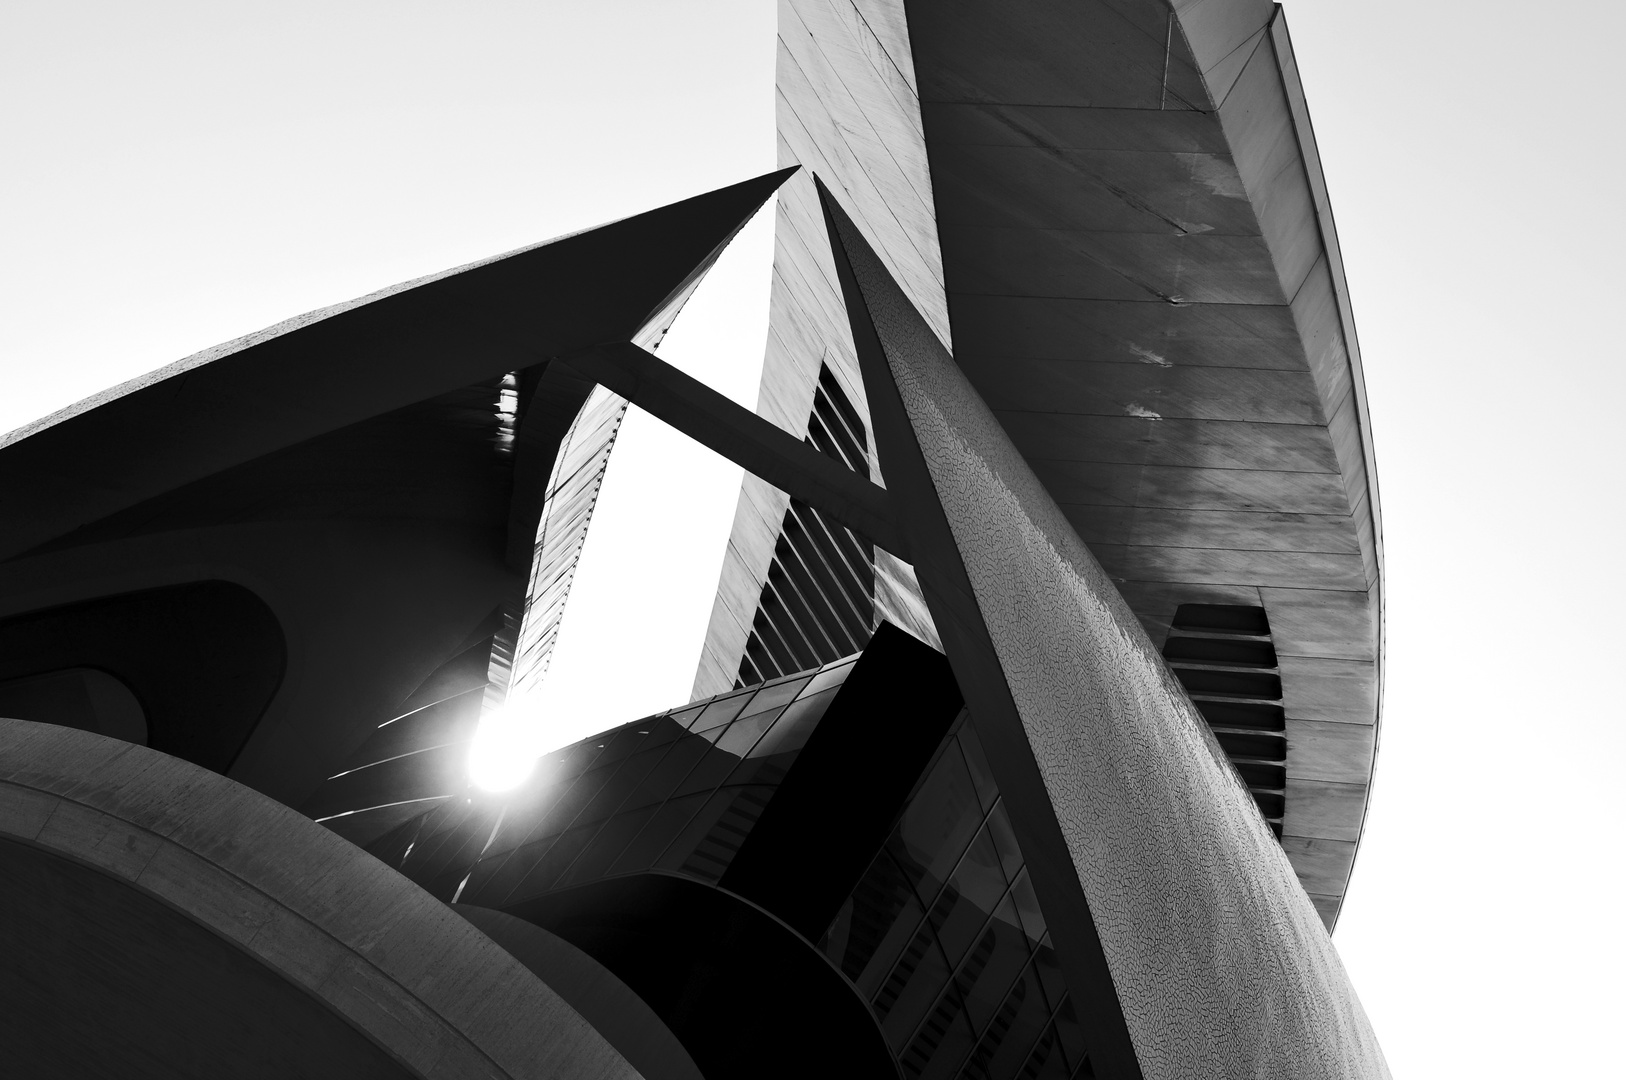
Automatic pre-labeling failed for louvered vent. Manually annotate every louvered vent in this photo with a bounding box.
[736,366,876,688]
[1162,604,1287,838]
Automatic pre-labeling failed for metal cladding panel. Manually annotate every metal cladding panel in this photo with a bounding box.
[512,388,629,698]
[828,201,1388,1079]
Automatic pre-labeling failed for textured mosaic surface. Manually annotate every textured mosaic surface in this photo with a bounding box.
[848,233,1389,1079]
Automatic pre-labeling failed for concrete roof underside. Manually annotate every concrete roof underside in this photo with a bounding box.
[906,0,1382,925]
[0,173,787,811]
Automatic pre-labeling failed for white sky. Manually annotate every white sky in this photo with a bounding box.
[3,2,1621,1074]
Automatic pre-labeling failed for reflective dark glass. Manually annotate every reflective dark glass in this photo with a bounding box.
[893,746,986,902]
[875,919,955,1048]
[929,828,1013,971]
[554,803,657,887]
[751,685,837,757]
[1017,1023,1071,1080]
[715,704,785,756]
[953,893,1030,1035]
[1007,870,1046,945]
[606,790,711,876]
[504,823,599,903]
[518,763,619,840]
[690,689,753,736]
[841,852,929,995]
[564,746,671,829]
[803,656,858,696]
[464,836,547,906]
[676,785,776,880]
[724,755,792,788]
[957,954,1054,1080]
[956,724,1000,813]
[984,802,1024,882]
[655,787,743,880]
[583,725,647,769]
[738,672,813,715]
[666,703,706,729]
[625,736,713,805]
[1031,938,1067,1011]
[670,742,745,799]
[901,991,978,1080]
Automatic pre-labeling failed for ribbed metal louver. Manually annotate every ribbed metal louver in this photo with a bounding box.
[1161,604,1288,838]
[736,366,877,687]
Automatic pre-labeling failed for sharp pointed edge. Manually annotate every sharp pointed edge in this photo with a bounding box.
[0,167,800,562]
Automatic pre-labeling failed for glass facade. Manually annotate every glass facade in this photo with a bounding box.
[371,654,860,906]
[821,714,1094,1080]
[370,648,1094,1080]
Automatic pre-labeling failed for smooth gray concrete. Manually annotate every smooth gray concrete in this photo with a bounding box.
[453,905,704,1080]
[0,719,641,1080]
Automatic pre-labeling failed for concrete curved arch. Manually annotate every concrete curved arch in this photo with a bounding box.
[0,717,640,1080]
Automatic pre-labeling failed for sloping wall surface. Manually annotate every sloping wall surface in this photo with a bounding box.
[828,199,1388,1080]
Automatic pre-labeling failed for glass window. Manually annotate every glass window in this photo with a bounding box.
[957,953,1055,1080]
[953,892,1031,1036]
[408,804,494,884]
[984,801,1024,881]
[671,741,745,799]
[583,725,647,770]
[843,852,929,996]
[1007,869,1047,946]
[803,656,858,697]
[690,689,754,737]
[1030,937,1067,1015]
[749,685,838,759]
[874,919,955,1049]
[929,827,1012,972]
[674,785,775,881]
[956,723,1000,814]
[555,804,657,888]
[714,704,786,757]
[666,702,707,730]
[1017,1022,1072,1080]
[565,746,672,829]
[893,748,986,904]
[519,762,620,843]
[466,835,556,908]
[724,755,791,789]
[899,994,978,1080]
[654,787,741,880]
[606,791,711,876]
[504,823,600,905]
[737,672,812,715]
[613,736,709,815]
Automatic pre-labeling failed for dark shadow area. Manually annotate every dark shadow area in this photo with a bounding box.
[0,837,410,1079]
[506,872,900,1080]
[0,582,284,773]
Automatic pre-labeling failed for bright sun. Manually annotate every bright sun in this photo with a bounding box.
[467,701,542,793]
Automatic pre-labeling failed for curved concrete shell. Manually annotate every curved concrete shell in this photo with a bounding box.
[0,719,639,1079]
